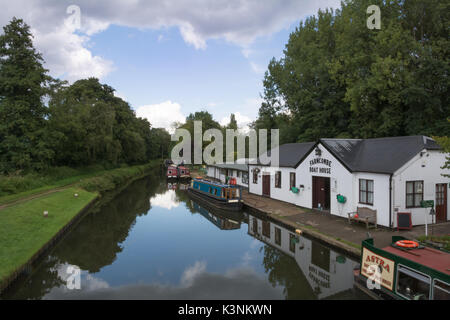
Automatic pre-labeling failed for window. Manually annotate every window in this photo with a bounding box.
[396,266,430,300]
[252,218,258,235]
[433,280,450,300]
[275,171,281,188]
[290,172,296,189]
[359,179,374,205]
[242,173,249,185]
[262,221,270,238]
[275,227,281,246]
[406,181,424,208]
[289,234,296,253]
[253,170,258,184]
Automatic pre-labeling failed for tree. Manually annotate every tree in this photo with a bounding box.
[0,18,53,172]
[255,0,450,142]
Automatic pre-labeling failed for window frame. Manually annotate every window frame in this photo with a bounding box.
[359,179,374,205]
[289,172,296,189]
[395,264,431,300]
[253,170,258,184]
[275,171,282,188]
[406,180,424,208]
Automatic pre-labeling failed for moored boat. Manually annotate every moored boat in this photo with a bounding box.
[354,236,450,300]
[166,165,178,179]
[187,178,243,212]
[177,165,191,179]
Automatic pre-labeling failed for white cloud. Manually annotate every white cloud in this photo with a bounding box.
[135,100,185,133]
[150,190,180,210]
[180,261,207,287]
[220,112,253,131]
[0,0,341,81]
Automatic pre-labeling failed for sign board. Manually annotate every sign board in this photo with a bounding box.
[397,212,412,230]
[361,247,395,291]
[420,200,434,208]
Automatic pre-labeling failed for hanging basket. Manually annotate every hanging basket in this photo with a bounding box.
[337,194,347,203]
[291,187,299,194]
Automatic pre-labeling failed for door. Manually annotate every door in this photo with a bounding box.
[436,184,447,223]
[312,176,330,211]
[263,174,271,197]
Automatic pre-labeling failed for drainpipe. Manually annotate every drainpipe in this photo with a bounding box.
[389,174,393,229]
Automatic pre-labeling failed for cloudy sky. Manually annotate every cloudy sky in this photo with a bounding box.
[0,0,340,132]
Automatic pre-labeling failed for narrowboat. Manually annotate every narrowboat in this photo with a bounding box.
[177,165,191,179]
[166,165,178,179]
[191,200,245,230]
[353,236,450,300]
[187,178,243,211]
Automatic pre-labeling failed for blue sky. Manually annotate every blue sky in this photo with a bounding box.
[0,0,341,131]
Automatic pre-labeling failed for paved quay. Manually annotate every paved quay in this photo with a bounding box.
[242,189,450,258]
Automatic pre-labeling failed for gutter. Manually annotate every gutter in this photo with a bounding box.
[389,174,393,229]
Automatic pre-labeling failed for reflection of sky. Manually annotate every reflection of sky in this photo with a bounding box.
[94,199,266,288]
[42,190,271,299]
[149,190,180,210]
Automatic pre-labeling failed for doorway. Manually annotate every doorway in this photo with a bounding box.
[263,174,271,197]
[436,183,447,223]
[312,176,330,211]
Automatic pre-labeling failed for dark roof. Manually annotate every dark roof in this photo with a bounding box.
[256,142,316,167]
[253,135,442,173]
[321,136,441,174]
[210,163,248,171]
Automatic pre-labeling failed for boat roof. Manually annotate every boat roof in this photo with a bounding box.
[383,245,450,276]
[193,178,237,188]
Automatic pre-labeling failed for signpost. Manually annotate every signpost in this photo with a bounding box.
[421,200,434,236]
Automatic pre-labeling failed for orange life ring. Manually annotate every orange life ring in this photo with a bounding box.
[395,240,419,248]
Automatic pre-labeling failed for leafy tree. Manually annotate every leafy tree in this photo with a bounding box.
[0,18,53,172]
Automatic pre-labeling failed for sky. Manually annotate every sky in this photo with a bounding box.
[0,0,341,132]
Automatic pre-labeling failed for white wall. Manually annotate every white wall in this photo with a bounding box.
[206,165,248,188]
[392,149,450,227]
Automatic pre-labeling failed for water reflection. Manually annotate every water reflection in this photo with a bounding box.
[1,173,362,300]
[249,215,359,299]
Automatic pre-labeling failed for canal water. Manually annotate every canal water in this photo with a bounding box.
[1,172,367,299]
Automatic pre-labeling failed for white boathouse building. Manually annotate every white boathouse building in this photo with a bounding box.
[248,136,449,228]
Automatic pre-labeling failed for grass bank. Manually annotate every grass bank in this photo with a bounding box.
[0,161,161,206]
[0,187,98,286]
[0,160,161,291]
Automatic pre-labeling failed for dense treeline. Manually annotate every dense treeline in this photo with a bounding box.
[252,0,449,144]
[173,111,250,164]
[0,18,170,174]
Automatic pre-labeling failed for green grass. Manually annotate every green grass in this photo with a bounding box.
[0,187,98,284]
[0,161,161,206]
[417,235,450,251]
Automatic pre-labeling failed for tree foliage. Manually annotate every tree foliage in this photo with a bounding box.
[0,18,171,173]
[253,0,450,144]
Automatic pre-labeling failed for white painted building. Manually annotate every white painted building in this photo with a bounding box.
[248,214,359,299]
[249,136,449,228]
[206,163,249,188]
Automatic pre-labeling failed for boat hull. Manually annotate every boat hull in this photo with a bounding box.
[187,187,243,212]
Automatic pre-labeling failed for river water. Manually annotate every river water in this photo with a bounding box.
[1,172,367,299]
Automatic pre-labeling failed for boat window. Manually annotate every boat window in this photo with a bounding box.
[433,280,450,300]
[396,265,430,300]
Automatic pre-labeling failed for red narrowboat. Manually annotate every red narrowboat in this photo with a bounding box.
[177,165,191,179]
[166,165,178,179]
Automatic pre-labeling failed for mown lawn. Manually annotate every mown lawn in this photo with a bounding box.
[0,187,98,284]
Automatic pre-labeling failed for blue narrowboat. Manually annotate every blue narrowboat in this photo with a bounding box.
[187,178,243,211]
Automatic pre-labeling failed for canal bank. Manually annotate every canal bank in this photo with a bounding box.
[241,189,450,259]
[1,177,365,300]
[0,161,162,294]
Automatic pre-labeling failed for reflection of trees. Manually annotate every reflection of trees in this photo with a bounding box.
[261,245,316,300]
[1,255,65,300]
[53,176,161,272]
